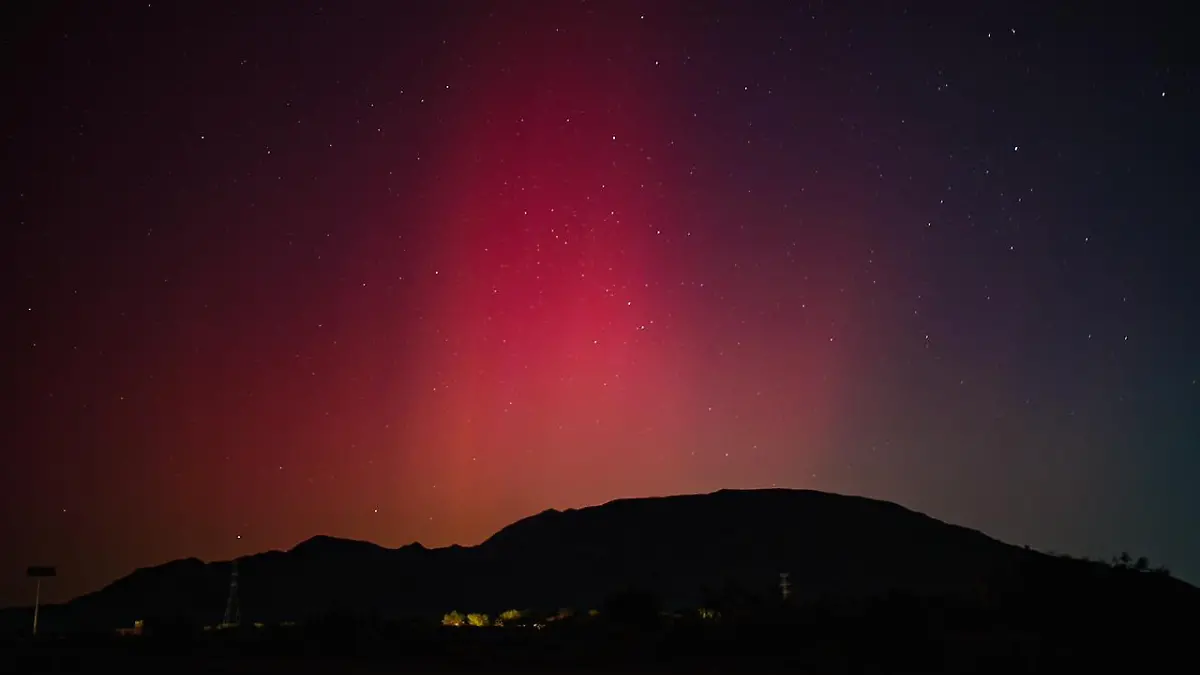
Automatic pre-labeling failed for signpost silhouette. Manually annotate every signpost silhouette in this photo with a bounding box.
[27,566,56,635]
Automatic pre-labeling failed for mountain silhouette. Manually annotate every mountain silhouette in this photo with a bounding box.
[4,489,1194,632]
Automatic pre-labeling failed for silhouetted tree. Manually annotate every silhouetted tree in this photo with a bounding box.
[1106,552,1167,575]
[495,608,528,626]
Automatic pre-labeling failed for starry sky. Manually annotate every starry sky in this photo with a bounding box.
[3,0,1197,608]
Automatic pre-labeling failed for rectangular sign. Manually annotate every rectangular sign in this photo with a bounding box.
[27,566,56,577]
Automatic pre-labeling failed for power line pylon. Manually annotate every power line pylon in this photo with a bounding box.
[222,559,241,628]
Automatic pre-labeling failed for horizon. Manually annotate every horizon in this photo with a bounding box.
[4,486,1193,611]
[3,0,1197,609]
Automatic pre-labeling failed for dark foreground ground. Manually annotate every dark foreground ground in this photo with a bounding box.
[4,610,1193,675]
[8,559,1199,675]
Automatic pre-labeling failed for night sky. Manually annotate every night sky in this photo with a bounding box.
[3,1,1197,608]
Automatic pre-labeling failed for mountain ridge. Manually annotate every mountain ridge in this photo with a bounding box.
[3,488,1194,633]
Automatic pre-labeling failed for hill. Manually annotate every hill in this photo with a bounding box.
[2,489,1193,633]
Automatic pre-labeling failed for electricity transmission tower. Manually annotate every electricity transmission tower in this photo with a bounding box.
[222,559,241,627]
